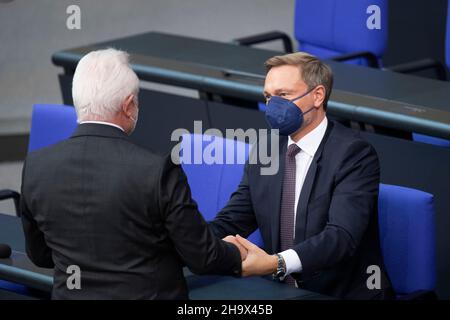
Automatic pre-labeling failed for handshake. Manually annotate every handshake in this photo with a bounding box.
[223,234,278,277]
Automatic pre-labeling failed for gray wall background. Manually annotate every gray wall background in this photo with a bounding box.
[0,0,295,134]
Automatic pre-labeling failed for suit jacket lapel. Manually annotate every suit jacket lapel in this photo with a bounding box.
[294,161,319,243]
[268,136,287,253]
[294,121,334,243]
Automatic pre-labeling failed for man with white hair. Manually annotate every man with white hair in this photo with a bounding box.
[20,48,244,299]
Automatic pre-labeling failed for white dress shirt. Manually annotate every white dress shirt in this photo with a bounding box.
[79,120,125,132]
[279,116,328,276]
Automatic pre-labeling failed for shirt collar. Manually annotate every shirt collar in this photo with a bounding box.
[288,117,328,157]
[79,121,125,132]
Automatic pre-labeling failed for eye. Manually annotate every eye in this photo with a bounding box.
[279,92,288,97]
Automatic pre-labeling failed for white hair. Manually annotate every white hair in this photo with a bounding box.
[72,48,139,122]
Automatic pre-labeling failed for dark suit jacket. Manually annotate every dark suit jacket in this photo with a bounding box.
[20,123,241,300]
[210,120,394,299]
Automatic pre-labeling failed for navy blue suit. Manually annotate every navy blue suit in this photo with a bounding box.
[210,120,393,299]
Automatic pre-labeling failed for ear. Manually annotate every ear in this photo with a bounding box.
[122,94,135,117]
[313,85,326,108]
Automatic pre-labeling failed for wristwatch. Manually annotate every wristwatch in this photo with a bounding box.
[272,253,287,280]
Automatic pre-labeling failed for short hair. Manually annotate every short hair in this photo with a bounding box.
[265,52,333,110]
[72,48,139,121]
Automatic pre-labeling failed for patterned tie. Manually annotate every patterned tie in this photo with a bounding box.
[280,143,301,286]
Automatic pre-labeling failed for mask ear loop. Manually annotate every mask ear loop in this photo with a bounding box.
[291,86,317,115]
[301,105,316,116]
[290,86,316,103]
[129,95,139,122]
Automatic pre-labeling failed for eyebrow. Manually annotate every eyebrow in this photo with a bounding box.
[263,88,294,95]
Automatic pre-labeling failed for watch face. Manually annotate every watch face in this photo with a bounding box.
[277,270,285,278]
[273,270,284,280]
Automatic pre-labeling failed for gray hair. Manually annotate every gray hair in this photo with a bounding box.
[72,48,139,121]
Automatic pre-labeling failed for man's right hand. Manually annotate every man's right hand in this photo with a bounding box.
[223,235,248,261]
[235,235,278,277]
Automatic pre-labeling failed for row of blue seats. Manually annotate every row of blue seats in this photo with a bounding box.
[0,104,436,298]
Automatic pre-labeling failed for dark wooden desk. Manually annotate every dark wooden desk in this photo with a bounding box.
[0,214,328,300]
[52,32,450,139]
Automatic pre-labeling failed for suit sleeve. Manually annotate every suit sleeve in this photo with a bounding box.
[20,160,54,268]
[292,140,380,277]
[158,156,241,276]
[208,160,258,240]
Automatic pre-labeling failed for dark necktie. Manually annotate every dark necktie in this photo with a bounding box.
[280,143,301,286]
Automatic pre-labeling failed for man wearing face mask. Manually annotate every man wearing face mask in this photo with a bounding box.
[210,52,394,299]
[20,49,245,299]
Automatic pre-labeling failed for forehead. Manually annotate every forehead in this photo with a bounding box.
[264,65,306,93]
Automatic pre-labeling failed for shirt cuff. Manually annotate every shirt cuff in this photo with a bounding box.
[279,249,302,275]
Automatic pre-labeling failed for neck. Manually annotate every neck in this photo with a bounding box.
[81,116,122,127]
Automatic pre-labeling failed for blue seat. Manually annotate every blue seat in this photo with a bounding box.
[412,133,450,148]
[0,104,77,295]
[244,0,387,112]
[0,280,30,296]
[234,0,387,68]
[0,104,77,216]
[294,0,387,67]
[28,104,78,152]
[378,183,436,297]
[180,133,263,247]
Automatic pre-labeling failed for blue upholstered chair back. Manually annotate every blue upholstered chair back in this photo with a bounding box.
[378,183,436,295]
[28,104,77,152]
[180,134,263,247]
[412,133,450,148]
[0,104,76,296]
[294,0,388,65]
